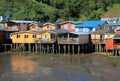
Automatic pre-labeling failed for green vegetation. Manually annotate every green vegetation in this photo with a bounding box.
[111,56,120,67]
[0,0,120,22]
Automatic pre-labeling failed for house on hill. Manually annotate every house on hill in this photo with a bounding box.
[75,20,107,33]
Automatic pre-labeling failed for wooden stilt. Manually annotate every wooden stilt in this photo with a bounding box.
[53,44,54,54]
[47,44,49,54]
[72,44,74,54]
[68,44,70,54]
[59,44,60,54]
[63,45,65,54]
[78,45,80,54]
[29,44,31,53]
[35,43,37,53]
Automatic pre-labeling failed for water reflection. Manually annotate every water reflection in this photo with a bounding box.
[11,55,37,74]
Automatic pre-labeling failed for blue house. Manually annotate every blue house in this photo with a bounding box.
[75,20,107,33]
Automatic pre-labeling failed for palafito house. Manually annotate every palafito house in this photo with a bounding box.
[10,30,42,44]
[75,20,107,33]
[91,30,107,43]
[36,29,68,43]
[4,20,37,31]
[60,21,76,32]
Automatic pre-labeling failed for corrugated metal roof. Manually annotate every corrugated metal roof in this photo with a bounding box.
[60,21,76,25]
[49,29,69,34]
[105,29,115,33]
[70,32,90,35]
[76,20,106,28]
[27,30,42,33]
[8,20,37,23]
[113,34,120,39]
[11,30,42,35]
[107,22,120,26]
[91,30,107,34]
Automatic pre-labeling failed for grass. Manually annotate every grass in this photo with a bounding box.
[111,57,120,67]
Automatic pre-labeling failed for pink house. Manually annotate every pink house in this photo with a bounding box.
[60,21,76,32]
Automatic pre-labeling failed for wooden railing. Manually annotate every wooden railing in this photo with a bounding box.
[57,38,79,44]
[35,38,56,43]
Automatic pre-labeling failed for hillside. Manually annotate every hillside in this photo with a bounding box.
[101,4,120,18]
[0,0,120,22]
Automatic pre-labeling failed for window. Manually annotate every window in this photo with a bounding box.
[33,34,36,38]
[71,24,75,29]
[64,24,68,29]
[24,35,28,38]
[16,34,20,38]
[115,39,120,44]
[51,34,55,39]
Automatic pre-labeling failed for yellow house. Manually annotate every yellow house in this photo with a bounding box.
[10,30,42,43]
[37,29,69,43]
[42,23,57,30]
[37,30,56,43]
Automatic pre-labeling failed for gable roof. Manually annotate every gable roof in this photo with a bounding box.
[10,30,42,35]
[60,21,76,25]
[43,23,56,26]
[49,29,69,34]
[76,20,106,28]
[5,20,37,24]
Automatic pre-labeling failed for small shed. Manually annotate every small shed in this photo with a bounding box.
[60,21,76,32]
[10,30,42,43]
[58,32,89,44]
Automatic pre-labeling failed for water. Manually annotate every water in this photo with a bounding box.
[0,53,120,81]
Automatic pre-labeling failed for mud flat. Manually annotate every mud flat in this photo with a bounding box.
[0,52,120,81]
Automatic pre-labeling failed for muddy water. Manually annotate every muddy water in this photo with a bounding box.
[0,53,120,81]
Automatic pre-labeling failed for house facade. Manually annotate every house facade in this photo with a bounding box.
[4,20,37,31]
[10,30,42,43]
[76,20,107,33]
[42,23,58,30]
[28,23,40,30]
[60,21,76,32]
